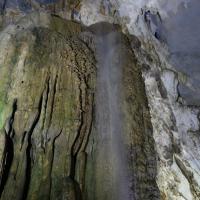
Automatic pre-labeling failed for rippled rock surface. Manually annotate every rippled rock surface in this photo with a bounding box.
[0,13,159,200]
[0,1,200,200]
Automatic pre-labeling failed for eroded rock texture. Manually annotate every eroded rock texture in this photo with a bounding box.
[0,15,96,200]
[1,1,199,200]
[0,14,159,200]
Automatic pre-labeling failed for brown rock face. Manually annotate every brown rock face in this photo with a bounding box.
[0,14,159,200]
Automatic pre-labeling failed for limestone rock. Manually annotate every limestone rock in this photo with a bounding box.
[0,13,159,200]
[0,14,96,200]
[0,1,199,199]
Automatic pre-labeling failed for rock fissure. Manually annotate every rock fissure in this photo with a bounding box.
[22,93,44,200]
[0,99,17,197]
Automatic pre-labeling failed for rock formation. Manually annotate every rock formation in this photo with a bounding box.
[0,1,200,200]
[0,13,160,200]
[0,14,96,200]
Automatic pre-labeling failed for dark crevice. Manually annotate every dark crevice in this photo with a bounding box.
[22,94,43,200]
[0,133,14,197]
[7,99,18,137]
[176,79,182,103]
[0,99,17,197]
[69,155,77,180]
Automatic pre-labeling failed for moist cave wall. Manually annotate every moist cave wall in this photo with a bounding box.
[0,14,159,200]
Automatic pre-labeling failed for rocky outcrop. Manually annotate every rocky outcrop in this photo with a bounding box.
[0,13,159,200]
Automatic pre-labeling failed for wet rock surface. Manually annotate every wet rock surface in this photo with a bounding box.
[0,1,200,200]
[0,14,159,200]
[0,14,96,200]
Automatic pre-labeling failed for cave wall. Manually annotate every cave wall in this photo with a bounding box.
[0,15,96,200]
[0,1,200,200]
[0,14,159,200]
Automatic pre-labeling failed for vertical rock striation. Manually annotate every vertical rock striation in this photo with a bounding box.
[0,15,96,200]
[0,1,199,200]
[0,14,159,199]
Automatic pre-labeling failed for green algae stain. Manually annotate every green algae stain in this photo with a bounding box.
[0,42,19,131]
[0,101,4,129]
[0,85,8,130]
[0,101,11,131]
